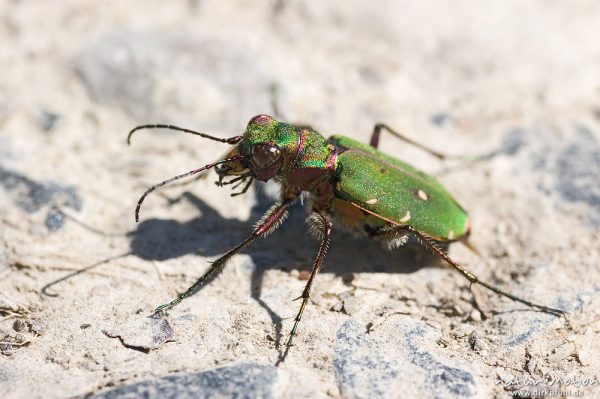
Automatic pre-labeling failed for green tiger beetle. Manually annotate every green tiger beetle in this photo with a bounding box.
[127,115,565,362]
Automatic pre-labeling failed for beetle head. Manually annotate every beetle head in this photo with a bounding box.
[217,114,297,182]
[128,114,298,221]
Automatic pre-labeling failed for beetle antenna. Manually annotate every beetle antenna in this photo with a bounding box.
[127,124,242,145]
[135,155,245,222]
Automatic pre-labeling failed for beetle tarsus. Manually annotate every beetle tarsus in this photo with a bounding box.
[152,303,173,317]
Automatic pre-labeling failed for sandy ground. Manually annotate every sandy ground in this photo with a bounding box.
[1,1,600,398]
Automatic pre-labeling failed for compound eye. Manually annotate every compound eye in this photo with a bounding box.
[251,144,281,169]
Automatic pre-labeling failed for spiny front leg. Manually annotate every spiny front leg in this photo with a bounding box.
[153,201,291,315]
[279,211,332,363]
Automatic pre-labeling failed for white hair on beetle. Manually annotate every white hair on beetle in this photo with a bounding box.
[253,202,289,237]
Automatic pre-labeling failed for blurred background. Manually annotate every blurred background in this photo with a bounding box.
[1,1,600,398]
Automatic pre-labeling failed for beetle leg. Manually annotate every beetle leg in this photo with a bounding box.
[153,201,290,315]
[370,123,448,160]
[279,211,332,363]
[364,224,411,249]
[402,225,566,317]
[364,224,408,239]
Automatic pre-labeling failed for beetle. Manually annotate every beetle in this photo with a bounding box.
[128,114,565,361]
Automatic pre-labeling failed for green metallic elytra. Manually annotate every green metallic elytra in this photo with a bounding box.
[128,114,566,364]
[330,135,469,241]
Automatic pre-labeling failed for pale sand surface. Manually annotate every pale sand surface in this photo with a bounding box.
[1,2,600,398]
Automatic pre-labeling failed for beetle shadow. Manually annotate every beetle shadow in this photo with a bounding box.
[129,187,441,349]
[129,188,437,274]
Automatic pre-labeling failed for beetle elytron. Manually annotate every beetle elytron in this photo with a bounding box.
[128,115,564,361]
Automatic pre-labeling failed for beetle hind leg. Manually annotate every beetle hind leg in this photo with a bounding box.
[403,225,566,317]
[376,225,565,317]
[364,224,411,249]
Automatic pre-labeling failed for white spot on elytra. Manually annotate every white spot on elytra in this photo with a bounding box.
[448,230,455,240]
[366,198,378,205]
[417,189,429,201]
[399,211,411,223]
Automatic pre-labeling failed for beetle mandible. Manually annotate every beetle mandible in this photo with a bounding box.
[128,114,565,362]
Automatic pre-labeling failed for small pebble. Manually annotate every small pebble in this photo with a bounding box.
[470,309,482,322]
[13,319,27,332]
[578,348,591,366]
[29,320,44,335]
